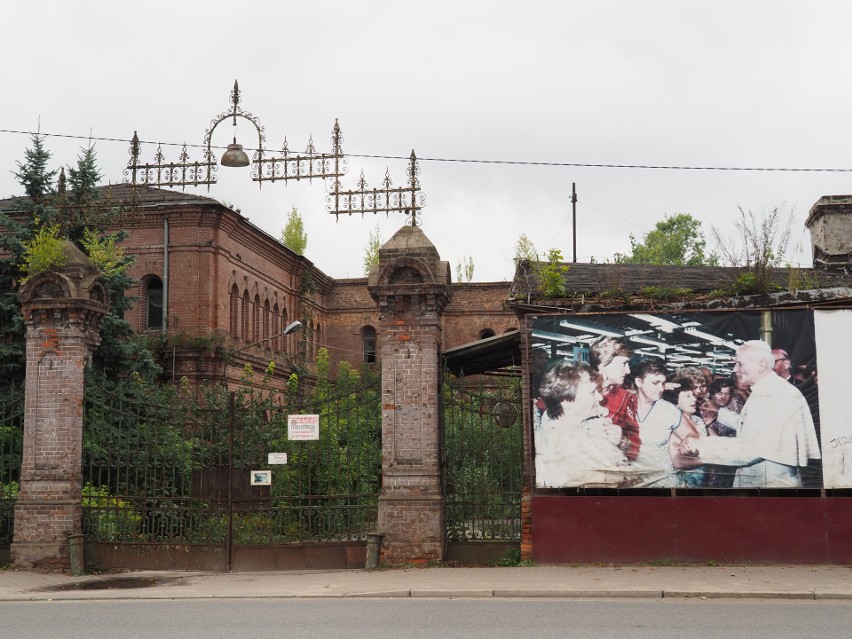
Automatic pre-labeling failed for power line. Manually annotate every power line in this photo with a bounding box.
[2,127,852,174]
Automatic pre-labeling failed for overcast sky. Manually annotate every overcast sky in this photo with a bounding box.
[2,1,851,281]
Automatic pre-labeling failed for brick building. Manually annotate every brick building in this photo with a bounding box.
[95,185,516,386]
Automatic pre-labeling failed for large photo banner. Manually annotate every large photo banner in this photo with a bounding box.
[531,310,826,489]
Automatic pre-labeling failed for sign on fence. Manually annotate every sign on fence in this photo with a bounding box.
[288,414,320,441]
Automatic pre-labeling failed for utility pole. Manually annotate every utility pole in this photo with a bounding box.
[571,182,577,263]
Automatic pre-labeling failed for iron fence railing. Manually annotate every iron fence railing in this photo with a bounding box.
[442,375,523,543]
[81,371,381,549]
[0,383,23,546]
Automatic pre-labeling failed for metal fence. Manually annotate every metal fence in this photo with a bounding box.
[0,384,23,546]
[443,375,523,545]
[81,369,382,555]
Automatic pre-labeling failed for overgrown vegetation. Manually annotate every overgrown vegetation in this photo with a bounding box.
[639,285,693,301]
[363,222,382,276]
[513,235,571,298]
[455,256,475,283]
[0,135,158,383]
[280,206,308,255]
[19,225,66,281]
[76,348,382,544]
[712,206,794,295]
[538,249,569,297]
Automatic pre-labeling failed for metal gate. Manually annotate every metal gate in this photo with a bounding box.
[442,374,523,564]
[81,366,381,571]
[0,384,23,563]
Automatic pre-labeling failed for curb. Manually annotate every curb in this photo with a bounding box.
[493,589,662,598]
[3,588,852,602]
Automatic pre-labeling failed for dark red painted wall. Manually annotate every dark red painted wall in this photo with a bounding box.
[532,496,852,564]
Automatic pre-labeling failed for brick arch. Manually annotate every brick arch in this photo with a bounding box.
[377,257,435,287]
[21,271,72,301]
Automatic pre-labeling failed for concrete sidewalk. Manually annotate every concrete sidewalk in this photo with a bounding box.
[2,564,852,601]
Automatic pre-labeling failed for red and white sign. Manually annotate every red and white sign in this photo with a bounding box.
[288,414,320,441]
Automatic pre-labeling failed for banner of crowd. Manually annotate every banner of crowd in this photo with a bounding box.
[531,309,852,490]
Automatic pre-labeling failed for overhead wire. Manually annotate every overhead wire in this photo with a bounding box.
[1,127,852,173]
[0,125,824,269]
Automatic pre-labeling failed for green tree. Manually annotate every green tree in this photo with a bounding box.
[362,223,381,276]
[455,256,474,282]
[0,134,58,380]
[280,206,307,255]
[539,248,569,297]
[0,135,158,382]
[619,213,715,266]
[513,233,538,264]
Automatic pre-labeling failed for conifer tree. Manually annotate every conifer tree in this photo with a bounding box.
[0,135,58,380]
[0,135,158,383]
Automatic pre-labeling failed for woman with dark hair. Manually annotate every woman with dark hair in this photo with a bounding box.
[702,378,738,438]
[699,377,738,488]
[534,360,628,488]
[662,377,705,436]
[662,376,706,487]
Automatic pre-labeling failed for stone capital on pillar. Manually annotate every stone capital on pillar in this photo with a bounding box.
[367,225,452,564]
[11,240,110,571]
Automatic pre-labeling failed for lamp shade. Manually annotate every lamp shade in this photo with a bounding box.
[221,140,250,167]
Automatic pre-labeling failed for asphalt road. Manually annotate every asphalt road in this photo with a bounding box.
[3,598,852,639]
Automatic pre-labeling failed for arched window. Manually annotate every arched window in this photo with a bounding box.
[252,295,260,343]
[263,299,271,345]
[229,285,239,338]
[362,326,377,364]
[272,304,280,352]
[145,277,163,330]
[281,308,289,352]
[479,328,496,339]
[241,291,250,341]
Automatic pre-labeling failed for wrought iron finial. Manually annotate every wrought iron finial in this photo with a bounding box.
[230,79,241,125]
[124,82,424,218]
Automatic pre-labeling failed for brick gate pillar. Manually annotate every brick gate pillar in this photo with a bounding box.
[368,226,452,563]
[11,242,110,571]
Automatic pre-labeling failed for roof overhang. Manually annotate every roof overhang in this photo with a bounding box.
[442,329,521,377]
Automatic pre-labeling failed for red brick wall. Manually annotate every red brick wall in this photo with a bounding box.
[443,282,516,348]
[118,203,334,382]
[13,289,107,571]
[118,201,515,379]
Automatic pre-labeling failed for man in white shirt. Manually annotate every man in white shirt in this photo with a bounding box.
[688,340,821,488]
[631,357,701,487]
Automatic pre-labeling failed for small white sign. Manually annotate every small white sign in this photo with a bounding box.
[250,470,271,486]
[268,452,288,465]
[288,414,320,441]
